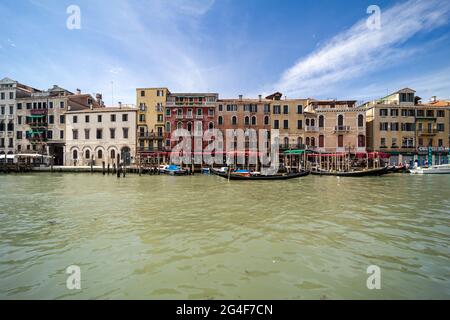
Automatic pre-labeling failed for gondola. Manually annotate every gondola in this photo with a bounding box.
[211,169,310,180]
[310,166,389,177]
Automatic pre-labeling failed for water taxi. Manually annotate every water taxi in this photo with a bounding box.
[410,164,450,175]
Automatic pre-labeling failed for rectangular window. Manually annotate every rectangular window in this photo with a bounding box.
[9,92,14,99]
[381,137,386,146]
[16,131,22,139]
[123,128,129,139]
[283,120,289,129]
[283,105,289,114]
[437,123,445,132]
[9,105,13,114]
[17,103,22,110]
[157,114,163,122]
[98,115,102,123]
[273,105,281,115]
[96,129,103,139]
[18,116,22,125]
[85,115,90,123]
[84,129,90,139]
[379,109,388,116]
[380,122,388,131]
[338,135,344,147]
[26,103,32,110]
[139,114,146,122]
[49,115,54,124]
[110,128,115,139]
[141,90,145,97]
[390,109,398,116]
[122,114,128,121]
[297,105,303,114]
[73,129,78,140]
[274,120,279,129]
[49,101,53,109]
[60,115,65,124]
[437,110,445,117]
[111,114,116,122]
[60,130,64,139]
[60,101,64,108]
[47,130,53,140]
[390,123,399,131]
[297,120,303,129]
[218,105,223,111]
[0,93,4,100]
[73,116,78,123]
[264,104,270,113]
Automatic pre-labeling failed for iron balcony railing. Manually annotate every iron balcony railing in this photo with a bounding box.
[334,125,351,132]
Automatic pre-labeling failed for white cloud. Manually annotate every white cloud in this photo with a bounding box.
[275,0,450,97]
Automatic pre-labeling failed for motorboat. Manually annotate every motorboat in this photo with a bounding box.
[410,164,450,175]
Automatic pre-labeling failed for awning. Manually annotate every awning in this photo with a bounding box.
[27,115,45,118]
[284,149,307,155]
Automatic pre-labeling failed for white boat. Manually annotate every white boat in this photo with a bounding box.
[410,164,450,175]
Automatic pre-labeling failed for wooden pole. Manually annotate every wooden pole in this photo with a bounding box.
[102,161,105,175]
[116,154,120,178]
[107,163,110,175]
[90,156,94,173]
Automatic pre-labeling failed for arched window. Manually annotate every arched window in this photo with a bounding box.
[297,137,303,146]
[264,116,269,125]
[319,135,324,148]
[197,108,202,116]
[218,116,223,125]
[111,149,116,160]
[358,114,364,127]
[165,122,171,132]
[251,116,256,125]
[311,119,315,127]
[208,122,214,130]
[73,150,78,159]
[306,118,310,126]
[338,114,344,127]
[245,116,250,126]
[85,149,90,159]
[232,116,237,125]
[319,115,324,128]
[177,122,183,129]
[311,137,315,147]
[284,137,289,147]
[187,122,192,132]
[98,149,103,159]
[306,137,310,145]
[358,135,366,147]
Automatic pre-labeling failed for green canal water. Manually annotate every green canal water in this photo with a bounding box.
[0,173,449,299]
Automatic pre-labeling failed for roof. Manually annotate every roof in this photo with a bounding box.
[169,92,218,97]
[265,92,283,100]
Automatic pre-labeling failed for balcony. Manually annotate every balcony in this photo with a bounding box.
[155,106,163,112]
[334,125,351,133]
[186,114,194,119]
[419,129,438,136]
[176,114,184,119]
[139,133,164,140]
[195,115,204,119]
[305,126,319,132]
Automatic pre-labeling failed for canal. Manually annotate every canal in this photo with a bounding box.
[0,173,449,299]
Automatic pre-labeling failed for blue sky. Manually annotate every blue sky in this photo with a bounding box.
[1,0,450,105]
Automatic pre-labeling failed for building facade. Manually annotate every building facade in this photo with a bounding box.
[65,106,137,166]
[136,88,169,162]
[165,93,218,149]
[364,88,450,165]
[0,77,36,158]
[307,100,367,154]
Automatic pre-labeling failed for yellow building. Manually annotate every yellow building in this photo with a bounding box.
[135,87,169,162]
[265,92,311,150]
[364,88,450,165]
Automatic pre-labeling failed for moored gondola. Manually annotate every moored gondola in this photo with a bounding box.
[310,166,389,177]
[211,169,310,180]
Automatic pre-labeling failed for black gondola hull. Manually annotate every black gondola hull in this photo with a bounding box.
[310,167,389,177]
[211,170,310,180]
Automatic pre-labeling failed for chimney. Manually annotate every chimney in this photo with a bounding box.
[76,88,81,95]
[68,105,71,111]
[258,95,262,102]
[118,101,122,109]
[239,94,243,101]
[431,96,437,103]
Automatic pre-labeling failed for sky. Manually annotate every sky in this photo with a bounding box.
[1,0,450,105]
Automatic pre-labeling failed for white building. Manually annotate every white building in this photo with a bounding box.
[65,106,137,166]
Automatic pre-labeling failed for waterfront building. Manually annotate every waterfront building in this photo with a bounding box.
[165,92,218,151]
[0,77,37,159]
[15,87,102,165]
[265,92,311,151]
[364,88,450,165]
[135,88,169,163]
[307,100,367,154]
[65,105,137,166]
